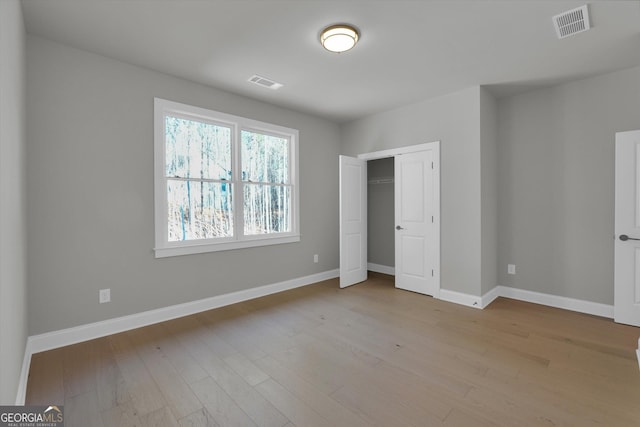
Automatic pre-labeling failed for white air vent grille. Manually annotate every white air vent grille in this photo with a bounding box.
[248,75,283,90]
[553,5,590,39]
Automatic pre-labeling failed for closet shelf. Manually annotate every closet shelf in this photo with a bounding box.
[368,177,394,185]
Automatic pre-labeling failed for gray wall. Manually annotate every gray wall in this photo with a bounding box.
[26,36,341,335]
[480,88,498,296]
[0,0,28,404]
[341,87,483,296]
[497,65,640,304]
[14,13,638,368]
[367,158,394,268]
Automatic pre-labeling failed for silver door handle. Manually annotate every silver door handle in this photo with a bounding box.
[396,225,404,230]
[620,234,640,241]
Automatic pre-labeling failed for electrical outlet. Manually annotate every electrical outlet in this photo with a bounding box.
[507,264,516,275]
[99,288,111,304]
[313,254,319,263]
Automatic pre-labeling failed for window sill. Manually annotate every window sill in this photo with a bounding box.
[154,234,300,258]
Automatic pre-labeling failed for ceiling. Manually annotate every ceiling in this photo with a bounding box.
[20,0,640,123]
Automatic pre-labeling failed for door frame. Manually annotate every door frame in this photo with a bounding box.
[356,141,441,298]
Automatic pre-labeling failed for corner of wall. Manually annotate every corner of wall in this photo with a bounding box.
[494,66,640,305]
[0,0,28,405]
[479,87,498,297]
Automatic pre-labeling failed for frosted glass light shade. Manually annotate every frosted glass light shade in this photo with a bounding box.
[320,24,359,53]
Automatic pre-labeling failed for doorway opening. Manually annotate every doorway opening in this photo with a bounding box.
[367,157,395,277]
[339,141,440,297]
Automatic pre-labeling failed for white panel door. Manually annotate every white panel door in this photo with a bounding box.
[339,155,367,288]
[614,130,640,326]
[394,150,438,296]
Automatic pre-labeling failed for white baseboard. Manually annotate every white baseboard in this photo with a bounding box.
[480,286,501,308]
[15,339,33,405]
[438,285,613,318]
[438,289,483,309]
[15,272,616,404]
[367,263,395,275]
[15,269,338,405]
[495,285,614,319]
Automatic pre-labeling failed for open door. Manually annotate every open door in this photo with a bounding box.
[339,155,367,288]
[394,149,439,296]
[614,130,640,327]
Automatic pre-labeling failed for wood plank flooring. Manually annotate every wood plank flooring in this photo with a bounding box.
[26,273,640,426]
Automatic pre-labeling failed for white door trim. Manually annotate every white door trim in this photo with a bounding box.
[357,142,438,161]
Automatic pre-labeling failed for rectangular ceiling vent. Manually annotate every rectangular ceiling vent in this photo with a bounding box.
[553,5,590,39]
[248,75,283,90]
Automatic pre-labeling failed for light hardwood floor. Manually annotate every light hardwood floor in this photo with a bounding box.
[26,273,640,426]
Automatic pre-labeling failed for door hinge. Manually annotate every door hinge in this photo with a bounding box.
[432,216,434,223]
[431,161,434,169]
[432,269,434,277]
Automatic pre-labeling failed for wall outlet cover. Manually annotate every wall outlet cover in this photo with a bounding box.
[99,288,111,303]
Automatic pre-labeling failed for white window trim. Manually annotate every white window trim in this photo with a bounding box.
[154,98,300,258]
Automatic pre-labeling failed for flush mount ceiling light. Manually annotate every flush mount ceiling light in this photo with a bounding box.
[320,24,359,53]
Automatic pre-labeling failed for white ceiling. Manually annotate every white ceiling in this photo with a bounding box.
[21,0,640,123]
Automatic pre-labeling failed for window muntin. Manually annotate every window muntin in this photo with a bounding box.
[154,98,299,257]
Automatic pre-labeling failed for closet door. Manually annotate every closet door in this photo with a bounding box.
[394,149,438,296]
[339,155,367,288]
[615,130,640,327]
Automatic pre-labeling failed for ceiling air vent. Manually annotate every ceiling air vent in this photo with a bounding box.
[553,5,590,39]
[248,75,283,90]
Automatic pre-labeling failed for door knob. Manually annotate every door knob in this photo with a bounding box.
[396,225,404,230]
[620,234,640,241]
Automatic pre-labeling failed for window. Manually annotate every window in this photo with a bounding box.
[154,98,299,257]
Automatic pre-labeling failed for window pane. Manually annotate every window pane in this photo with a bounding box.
[165,116,231,180]
[241,130,288,183]
[243,184,290,235]
[167,179,233,241]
